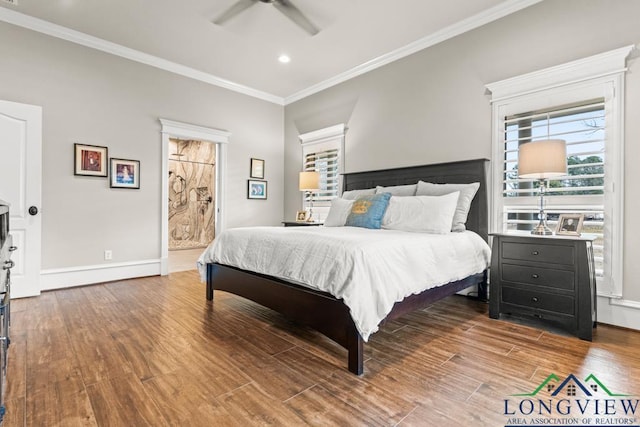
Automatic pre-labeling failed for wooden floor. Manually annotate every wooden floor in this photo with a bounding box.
[4,271,640,426]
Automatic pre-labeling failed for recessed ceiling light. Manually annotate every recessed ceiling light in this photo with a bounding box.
[278,54,291,64]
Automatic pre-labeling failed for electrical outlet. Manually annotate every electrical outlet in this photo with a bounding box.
[104,250,112,260]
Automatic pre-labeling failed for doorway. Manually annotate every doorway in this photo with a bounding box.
[168,138,215,272]
[159,118,230,276]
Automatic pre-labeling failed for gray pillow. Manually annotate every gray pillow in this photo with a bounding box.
[342,188,376,200]
[416,181,480,232]
[375,184,417,197]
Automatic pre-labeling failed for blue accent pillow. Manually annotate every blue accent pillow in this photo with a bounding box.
[345,192,392,229]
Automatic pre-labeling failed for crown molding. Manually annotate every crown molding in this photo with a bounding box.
[1,0,542,106]
[283,0,543,105]
[0,7,285,105]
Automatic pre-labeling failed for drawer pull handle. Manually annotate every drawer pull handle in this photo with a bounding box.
[532,274,539,279]
[532,297,539,303]
[531,251,539,255]
[2,260,13,270]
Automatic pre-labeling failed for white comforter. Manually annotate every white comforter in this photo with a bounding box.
[197,226,491,341]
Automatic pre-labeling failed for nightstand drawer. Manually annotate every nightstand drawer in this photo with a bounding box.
[502,242,574,265]
[502,264,574,290]
[502,286,574,315]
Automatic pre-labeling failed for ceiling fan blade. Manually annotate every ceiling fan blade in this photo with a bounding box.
[213,0,257,25]
[273,0,319,36]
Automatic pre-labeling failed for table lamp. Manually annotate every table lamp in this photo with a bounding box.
[518,139,567,235]
[299,171,320,221]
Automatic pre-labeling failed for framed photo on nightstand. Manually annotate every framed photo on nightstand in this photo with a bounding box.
[556,213,584,236]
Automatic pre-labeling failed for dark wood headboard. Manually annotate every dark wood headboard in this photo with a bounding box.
[342,158,489,242]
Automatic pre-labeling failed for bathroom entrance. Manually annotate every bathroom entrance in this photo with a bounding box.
[168,138,215,271]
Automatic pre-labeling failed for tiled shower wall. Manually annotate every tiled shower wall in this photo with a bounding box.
[168,139,215,250]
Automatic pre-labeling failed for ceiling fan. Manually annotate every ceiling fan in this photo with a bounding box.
[213,0,319,36]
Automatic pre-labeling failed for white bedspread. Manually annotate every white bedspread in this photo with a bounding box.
[197,226,491,341]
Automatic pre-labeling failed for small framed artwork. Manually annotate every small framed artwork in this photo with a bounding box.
[296,210,309,222]
[110,158,140,189]
[74,143,108,177]
[250,158,265,179]
[247,179,267,199]
[556,213,584,236]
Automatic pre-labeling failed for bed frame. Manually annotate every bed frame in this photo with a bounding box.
[206,158,489,375]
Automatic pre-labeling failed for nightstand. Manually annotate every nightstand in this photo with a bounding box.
[281,221,323,227]
[489,232,597,340]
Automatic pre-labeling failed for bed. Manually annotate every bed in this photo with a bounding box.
[200,158,489,375]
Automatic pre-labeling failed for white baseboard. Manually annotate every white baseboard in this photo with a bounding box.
[40,259,162,291]
[597,295,640,331]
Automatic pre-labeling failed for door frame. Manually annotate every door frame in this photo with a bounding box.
[159,119,230,275]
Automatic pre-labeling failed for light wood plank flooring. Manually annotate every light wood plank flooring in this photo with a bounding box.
[4,271,640,426]
[167,248,202,273]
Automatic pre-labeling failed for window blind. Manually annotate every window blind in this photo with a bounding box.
[503,99,605,198]
[303,148,339,204]
[501,98,606,278]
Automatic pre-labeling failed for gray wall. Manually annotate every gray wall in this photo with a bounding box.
[284,0,640,301]
[0,22,284,270]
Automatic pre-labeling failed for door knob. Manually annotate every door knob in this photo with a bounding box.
[28,206,38,216]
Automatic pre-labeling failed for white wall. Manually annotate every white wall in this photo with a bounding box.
[0,22,284,283]
[284,0,640,329]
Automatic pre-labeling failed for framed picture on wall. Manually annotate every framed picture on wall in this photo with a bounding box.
[74,143,108,177]
[110,158,140,189]
[247,179,267,199]
[250,158,265,179]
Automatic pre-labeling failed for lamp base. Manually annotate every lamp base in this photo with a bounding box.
[531,223,553,235]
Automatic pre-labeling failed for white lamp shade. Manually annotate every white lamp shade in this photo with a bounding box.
[518,139,568,179]
[299,171,320,191]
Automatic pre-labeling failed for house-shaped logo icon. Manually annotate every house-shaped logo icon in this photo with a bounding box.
[512,373,630,397]
[550,374,592,397]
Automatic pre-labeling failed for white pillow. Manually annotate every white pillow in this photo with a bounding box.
[342,188,376,200]
[324,198,355,227]
[375,184,417,197]
[416,181,480,232]
[381,193,460,234]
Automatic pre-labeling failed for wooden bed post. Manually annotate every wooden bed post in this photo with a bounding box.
[206,263,214,301]
[347,326,364,375]
[478,270,488,301]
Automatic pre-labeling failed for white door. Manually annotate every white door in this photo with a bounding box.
[0,100,42,298]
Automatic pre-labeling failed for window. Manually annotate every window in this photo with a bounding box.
[487,45,633,297]
[299,124,345,221]
[502,99,606,278]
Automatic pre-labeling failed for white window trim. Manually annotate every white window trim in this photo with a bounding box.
[299,124,346,216]
[159,118,231,276]
[486,45,634,298]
